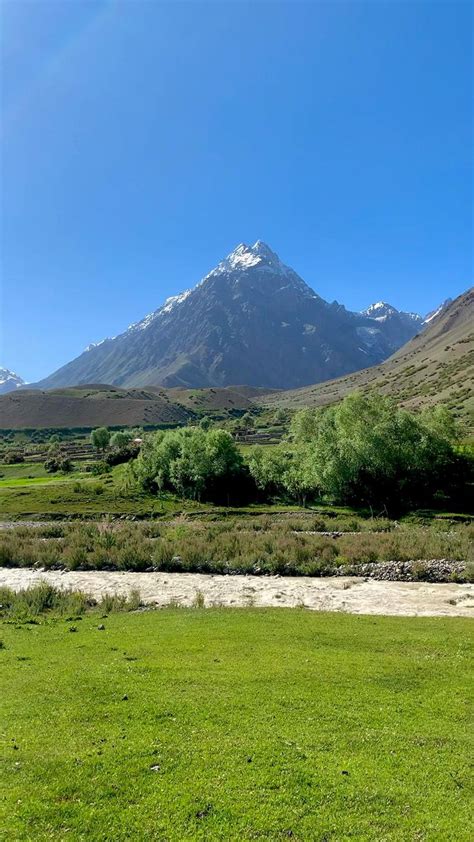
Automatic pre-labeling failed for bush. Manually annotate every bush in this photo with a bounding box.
[90,461,111,476]
[4,451,24,464]
[0,520,470,578]
[44,456,74,474]
[105,444,139,467]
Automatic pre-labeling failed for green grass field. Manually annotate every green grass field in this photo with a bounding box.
[1,608,472,840]
[0,463,50,480]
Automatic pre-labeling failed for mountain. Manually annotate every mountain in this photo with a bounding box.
[32,241,427,392]
[263,288,474,427]
[358,301,426,356]
[0,384,271,430]
[424,298,452,325]
[0,367,25,395]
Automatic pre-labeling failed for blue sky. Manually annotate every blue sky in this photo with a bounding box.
[2,0,472,382]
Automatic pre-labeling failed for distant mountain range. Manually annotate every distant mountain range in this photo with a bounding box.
[28,241,443,392]
[1,290,470,430]
[263,288,473,426]
[0,367,25,395]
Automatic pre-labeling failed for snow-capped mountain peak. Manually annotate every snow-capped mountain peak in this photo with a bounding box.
[208,240,292,279]
[362,301,424,325]
[0,366,26,394]
[362,301,398,319]
[32,240,435,392]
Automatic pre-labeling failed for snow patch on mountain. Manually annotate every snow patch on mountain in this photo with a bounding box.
[160,289,193,315]
[206,240,293,280]
[0,367,26,394]
[362,301,423,325]
[126,289,193,335]
[424,298,452,324]
[84,338,111,353]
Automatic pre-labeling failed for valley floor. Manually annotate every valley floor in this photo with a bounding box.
[1,608,472,841]
[1,567,473,617]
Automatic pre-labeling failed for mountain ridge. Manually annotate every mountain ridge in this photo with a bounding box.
[262,288,473,426]
[31,241,433,392]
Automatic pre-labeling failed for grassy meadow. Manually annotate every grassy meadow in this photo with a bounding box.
[0,416,472,841]
[1,607,472,841]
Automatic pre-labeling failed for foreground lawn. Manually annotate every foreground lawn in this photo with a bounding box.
[1,610,472,840]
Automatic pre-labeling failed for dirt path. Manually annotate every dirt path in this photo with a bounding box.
[1,568,473,617]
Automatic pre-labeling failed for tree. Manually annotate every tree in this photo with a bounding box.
[296,393,461,512]
[134,426,245,502]
[247,446,288,495]
[273,408,287,424]
[248,395,465,512]
[241,412,255,429]
[289,407,322,443]
[91,427,110,454]
[110,430,131,451]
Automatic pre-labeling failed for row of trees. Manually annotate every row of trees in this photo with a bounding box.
[90,427,135,453]
[248,395,466,511]
[130,394,470,513]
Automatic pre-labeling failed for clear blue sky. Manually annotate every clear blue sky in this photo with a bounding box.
[1,0,472,382]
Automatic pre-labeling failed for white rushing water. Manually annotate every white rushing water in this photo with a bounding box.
[1,568,473,617]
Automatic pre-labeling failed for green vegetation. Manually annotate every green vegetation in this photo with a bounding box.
[133,426,245,502]
[130,395,471,515]
[91,426,111,453]
[1,608,472,840]
[0,519,472,578]
[0,396,471,519]
[248,396,469,513]
[0,582,141,620]
[0,472,187,517]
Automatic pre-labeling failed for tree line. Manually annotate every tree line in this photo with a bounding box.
[128,394,471,514]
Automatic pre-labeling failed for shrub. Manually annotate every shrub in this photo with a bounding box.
[462,562,474,583]
[90,461,111,476]
[44,456,73,474]
[4,451,25,464]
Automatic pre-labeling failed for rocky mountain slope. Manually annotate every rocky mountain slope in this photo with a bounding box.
[33,242,426,391]
[262,288,474,427]
[0,368,25,395]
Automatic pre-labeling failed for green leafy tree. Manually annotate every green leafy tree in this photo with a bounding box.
[247,446,288,494]
[134,427,244,502]
[91,427,110,454]
[298,394,460,512]
[273,408,287,424]
[110,430,131,451]
[249,395,464,512]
